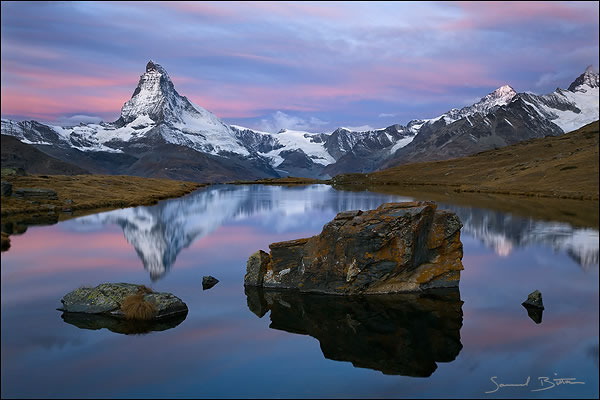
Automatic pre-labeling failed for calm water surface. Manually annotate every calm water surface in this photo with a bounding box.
[1,184,598,398]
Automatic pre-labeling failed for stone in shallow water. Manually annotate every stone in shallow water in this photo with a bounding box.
[59,282,188,319]
[202,276,219,290]
[522,289,545,309]
[244,201,464,294]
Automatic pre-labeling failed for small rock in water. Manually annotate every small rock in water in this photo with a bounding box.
[202,276,219,290]
[522,289,544,309]
[59,282,188,319]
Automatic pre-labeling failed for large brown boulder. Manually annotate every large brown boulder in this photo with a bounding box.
[245,201,463,294]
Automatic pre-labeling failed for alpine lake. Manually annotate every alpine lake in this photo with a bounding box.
[1,184,598,399]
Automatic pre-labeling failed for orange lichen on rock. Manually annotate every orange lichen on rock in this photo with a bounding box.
[245,201,464,294]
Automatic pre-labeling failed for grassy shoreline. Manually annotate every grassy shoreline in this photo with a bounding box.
[1,174,204,251]
[1,174,203,217]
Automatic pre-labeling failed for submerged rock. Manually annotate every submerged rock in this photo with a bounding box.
[245,286,463,376]
[522,289,545,309]
[59,283,188,320]
[202,276,219,290]
[244,201,463,294]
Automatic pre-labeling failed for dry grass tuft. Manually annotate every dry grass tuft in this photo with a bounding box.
[121,293,157,320]
[137,285,153,294]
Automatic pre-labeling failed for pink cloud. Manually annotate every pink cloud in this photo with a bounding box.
[445,1,598,31]
[159,1,350,21]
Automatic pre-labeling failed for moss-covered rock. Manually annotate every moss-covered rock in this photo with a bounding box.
[59,283,188,319]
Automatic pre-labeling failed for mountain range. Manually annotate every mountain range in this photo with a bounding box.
[1,61,598,182]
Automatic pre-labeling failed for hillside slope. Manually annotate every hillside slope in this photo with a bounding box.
[1,135,89,175]
[333,121,599,200]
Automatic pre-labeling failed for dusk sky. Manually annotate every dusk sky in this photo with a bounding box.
[1,1,598,133]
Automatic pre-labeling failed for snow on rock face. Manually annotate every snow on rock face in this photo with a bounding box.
[519,67,599,133]
[568,65,599,92]
[119,61,175,124]
[116,60,249,156]
[265,129,336,166]
[440,85,518,124]
[231,126,334,167]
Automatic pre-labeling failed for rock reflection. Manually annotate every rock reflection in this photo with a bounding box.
[245,287,463,377]
[61,310,187,335]
[522,305,543,324]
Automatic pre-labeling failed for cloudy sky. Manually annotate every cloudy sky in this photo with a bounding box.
[1,1,598,132]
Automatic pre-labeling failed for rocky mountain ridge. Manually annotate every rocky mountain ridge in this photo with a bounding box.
[1,62,598,180]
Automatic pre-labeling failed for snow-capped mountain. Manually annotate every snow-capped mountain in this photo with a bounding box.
[383,66,599,168]
[230,126,336,177]
[1,62,598,180]
[435,85,518,125]
[4,61,250,156]
[231,123,418,178]
[1,61,280,182]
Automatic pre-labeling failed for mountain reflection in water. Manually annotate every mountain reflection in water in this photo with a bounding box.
[61,184,599,280]
[245,287,463,377]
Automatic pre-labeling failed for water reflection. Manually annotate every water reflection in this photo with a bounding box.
[522,305,543,324]
[63,185,407,280]
[59,184,598,280]
[60,310,187,335]
[245,287,463,377]
[446,206,599,270]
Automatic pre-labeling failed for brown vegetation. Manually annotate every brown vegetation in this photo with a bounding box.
[137,285,153,294]
[334,121,599,200]
[121,289,157,320]
[1,174,204,217]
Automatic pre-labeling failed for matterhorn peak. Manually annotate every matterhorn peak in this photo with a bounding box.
[568,65,599,91]
[118,60,181,124]
[145,60,170,79]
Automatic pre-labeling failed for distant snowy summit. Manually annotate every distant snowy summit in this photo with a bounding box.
[1,62,598,181]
